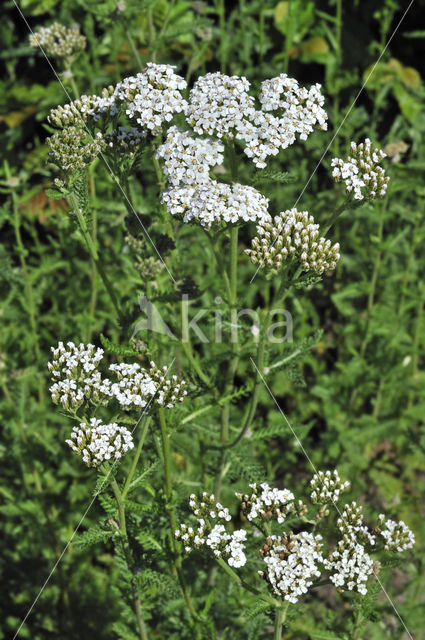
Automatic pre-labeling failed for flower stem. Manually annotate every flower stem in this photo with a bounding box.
[69,192,121,319]
[274,602,289,640]
[110,479,148,640]
[121,414,152,500]
[157,407,199,622]
[215,557,278,606]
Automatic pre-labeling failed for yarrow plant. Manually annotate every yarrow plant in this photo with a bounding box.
[37,40,409,639]
[176,471,415,611]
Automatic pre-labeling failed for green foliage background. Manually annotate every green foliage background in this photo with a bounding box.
[1,0,425,638]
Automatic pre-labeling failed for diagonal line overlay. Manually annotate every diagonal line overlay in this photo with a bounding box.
[12,0,175,283]
[12,358,175,639]
[250,357,414,640]
[249,0,415,284]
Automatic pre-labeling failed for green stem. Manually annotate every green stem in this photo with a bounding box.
[86,166,98,342]
[352,607,363,640]
[6,162,44,404]
[229,226,238,306]
[126,29,144,70]
[215,557,278,606]
[181,298,213,388]
[217,0,226,73]
[283,0,293,74]
[274,602,289,640]
[110,479,148,640]
[69,192,121,318]
[157,408,199,622]
[347,200,386,420]
[122,414,152,499]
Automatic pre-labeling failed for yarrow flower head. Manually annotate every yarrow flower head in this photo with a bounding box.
[177,472,415,604]
[331,139,389,200]
[162,181,269,228]
[148,361,187,408]
[48,87,118,128]
[337,502,376,546]
[324,536,374,596]
[66,418,134,467]
[236,482,304,523]
[29,23,86,60]
[48,342,187,412]
[310,469,351,504]
[47,127,105,173]
[259,531,324,603]
[156,126,224,186]
[377,515,415,552]
[114,63,187,135]
[246,208,340,276]
[48,342,110,410]
[175,492,247,567]
[185,72,256,139]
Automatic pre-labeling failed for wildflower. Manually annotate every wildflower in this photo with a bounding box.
[185,72,256,139]
[109,362,157,410]
[236,482,296,523]
[66,418,134,467]
[331,139,389,200]
[377,515,415,552]
[337,502,376,546]
[162,180,269,227]
[114,63,187,135]
[175,493,247,567]
[47,127,105,173]
[259,531,324,603]
[310,469,350,505]
[148,362,187,408]
[246,208,340,275]
[48,87,118,128]
[156,126,224,186]
[48,342,110,410]
[29,23,86,60]
[324,535,374,595]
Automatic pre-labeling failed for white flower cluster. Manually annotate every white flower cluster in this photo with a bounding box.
[47,342,186,412]
[246,208,340,276]
[310,469,351,504]
[162,180,270,227]
[185,72,255,139]
[156,126,224,186]
[324,536,374,595]
[114,63,187,135]
[29,23,86,59]
[173,472,416,604]
[108,362,157,409]
[236,482,298,524]
[48,342,108,410]
[337,502,376,546]
[259,531,324,603]
[378,515,415,552]
[175,492,247,568]
[66,417,134,467]
[149,362,187,408]
[185,72,327,168]
[331,139,389,200]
